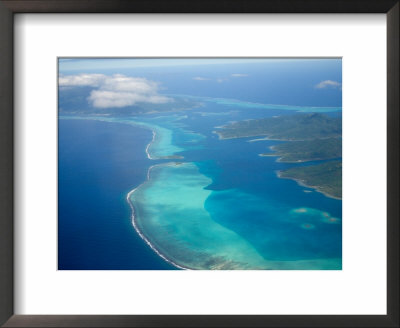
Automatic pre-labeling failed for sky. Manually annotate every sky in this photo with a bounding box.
[59,58,340,73]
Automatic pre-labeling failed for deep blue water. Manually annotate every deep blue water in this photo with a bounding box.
[58,119,175,269]
[58,59,342,269]
[59,105,342,269]
[178,105,342,264]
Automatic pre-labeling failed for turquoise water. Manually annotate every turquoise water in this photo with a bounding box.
[130,162,341,269]
[130,162,266,269]
[59,59,342,270]
[62,116,187,159]
[168,94,342,113]
[61,95,342,270]
[58,119,176,269]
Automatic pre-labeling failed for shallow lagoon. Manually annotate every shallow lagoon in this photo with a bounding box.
[60,96,342,270]
[130,162,266,269]
[130,161,341,269]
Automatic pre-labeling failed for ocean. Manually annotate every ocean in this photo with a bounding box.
[58,119,175,269]
[58,59,342,270]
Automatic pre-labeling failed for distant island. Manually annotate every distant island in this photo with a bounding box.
[59,87,200,116]
[158,155,184,160]
[58,60,343,271]
[278,161,342,199]
[216,113,341,140]
[260,138,342,163]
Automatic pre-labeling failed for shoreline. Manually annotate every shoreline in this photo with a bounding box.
[61,115,342,269]
[61,115,184,161]
[214,131,317,142]
[145,130,157,160]
[144,125,184,160]
[168,94,342,112]
[62,116,189,268]
[127,123,190,270]
[276,171,341,200]
[259,153,333,163]
[126,162,191,270]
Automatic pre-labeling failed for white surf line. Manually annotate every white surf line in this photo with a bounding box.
[63,116,189,266]
[126,163,190,270]
[145,130,157,160]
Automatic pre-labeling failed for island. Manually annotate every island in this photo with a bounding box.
[260,138,342,162]
[59,86,200,115]
[216,112,342,200]
[157,155,184,160]
[278,161,342,199]
[215,113,342,140]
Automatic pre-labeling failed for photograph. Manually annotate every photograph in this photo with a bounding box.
[1,0,397,325]
[58,58,342,270]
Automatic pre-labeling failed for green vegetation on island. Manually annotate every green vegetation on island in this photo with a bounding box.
[260,138,342,162]
[217,112,342,200]
[216,113,341,140]
[279,161,342,199]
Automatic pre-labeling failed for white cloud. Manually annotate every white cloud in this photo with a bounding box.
[231,73,248,77]
[193,77,210,81]
[59,74,106,87]
[59,74,172,108]
[315,80,341,89]
[88,90,170,108]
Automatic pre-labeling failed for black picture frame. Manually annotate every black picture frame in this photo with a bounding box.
[0,1,398,327]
